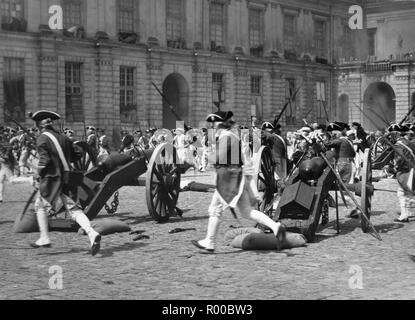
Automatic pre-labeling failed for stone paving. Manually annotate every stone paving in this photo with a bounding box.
[0,169,415,300]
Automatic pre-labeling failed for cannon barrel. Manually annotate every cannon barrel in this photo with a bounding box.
[298,157,327,182]
[86,148,155,181]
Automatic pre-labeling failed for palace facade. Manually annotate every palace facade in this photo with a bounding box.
[338,0,415,131]
[1,0,365,144]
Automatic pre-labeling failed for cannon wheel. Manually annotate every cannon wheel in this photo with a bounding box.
[146,143,181,223]
[371,136,387,162]
[73,141,97,171]
[253,146,277,217]
[361,148,373,233]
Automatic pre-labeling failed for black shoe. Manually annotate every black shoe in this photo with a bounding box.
[91,234,101,256]
[191,240,214,253]
[394,218,410,223]
[30,242,51,249]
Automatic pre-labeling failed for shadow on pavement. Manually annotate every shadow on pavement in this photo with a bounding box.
[374,223,405,234]
[197,249,246,255]
[312,218,362,242]
[0,220,14,226]
[168,215,209,223]
[369,211,387,217]
[36,242,149,257]
[98,242,149,258]
[110,211,208,225]
[109,212,154,225]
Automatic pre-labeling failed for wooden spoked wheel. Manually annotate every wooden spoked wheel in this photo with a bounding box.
[253,146,277,217]
[371,137,387,162]
[73,141,97,172]
[361,148,373,233]
[146,143,181,223]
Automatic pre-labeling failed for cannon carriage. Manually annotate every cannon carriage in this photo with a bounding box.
[271,147,376,242]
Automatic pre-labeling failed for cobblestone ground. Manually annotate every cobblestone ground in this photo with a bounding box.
[1,169,415,300]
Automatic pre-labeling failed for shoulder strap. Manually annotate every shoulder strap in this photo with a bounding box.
[42,132,70,172]
[275,134,287,149]
[397,141,415,160]
[340,137,355,150]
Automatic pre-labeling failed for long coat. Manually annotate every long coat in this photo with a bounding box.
[210,127,259,208]
[37,127,82,210]
[262,131,287,179]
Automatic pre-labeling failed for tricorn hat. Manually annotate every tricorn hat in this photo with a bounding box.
[327,122,349,132]
[400,124,410,132]
[388,124,404,132]
[29,110,61,122]
[261,122,274,131]
[206,111,234,123]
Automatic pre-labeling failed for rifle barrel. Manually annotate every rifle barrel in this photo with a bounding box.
[399,104,415,125]
[274,84,302,126]
[151,81,189,130]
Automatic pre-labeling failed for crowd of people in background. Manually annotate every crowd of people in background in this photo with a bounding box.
[2,116,415,224]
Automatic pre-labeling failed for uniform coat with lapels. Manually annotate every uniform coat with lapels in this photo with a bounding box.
[211,126,258,209]
[36,128,82,210]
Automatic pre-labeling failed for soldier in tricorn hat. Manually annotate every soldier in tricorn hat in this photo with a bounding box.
[191,111,286,253]
[29,110,102,255]
[261,121,287,180]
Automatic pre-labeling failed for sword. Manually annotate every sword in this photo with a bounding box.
[20,188,38,222]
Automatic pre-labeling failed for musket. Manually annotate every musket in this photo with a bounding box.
[399,104,415,126]
[319,92,330,123]
[4,111,37,141]
[82,119,87,141]
[273,84,302,127]
[353,103,389,128]
[151,81,189,131]
[5,111,38,157]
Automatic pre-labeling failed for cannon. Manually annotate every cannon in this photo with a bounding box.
[273,148,377,242]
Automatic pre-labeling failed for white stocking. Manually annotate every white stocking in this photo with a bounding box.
[198,216,221,250]
[249,210,282,236]
[36,208,50,245]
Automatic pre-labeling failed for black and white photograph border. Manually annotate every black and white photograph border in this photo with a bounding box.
[1,0,415,304]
